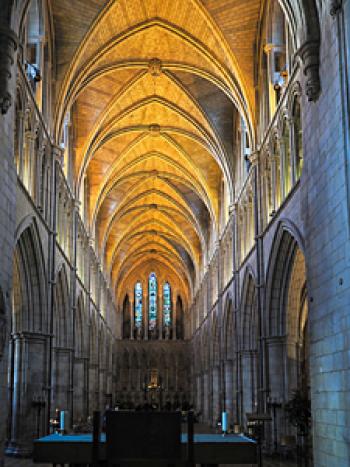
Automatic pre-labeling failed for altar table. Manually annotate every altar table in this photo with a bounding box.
[33,432,257,465]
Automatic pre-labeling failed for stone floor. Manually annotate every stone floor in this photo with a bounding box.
[4,456,297,467]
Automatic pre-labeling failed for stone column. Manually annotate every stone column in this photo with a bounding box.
[158,293,163,340]
[53,347,71,414]
[203,372,209,423]
[172,294,177,340]
[224,360,234,428]
[130,296,134,340]
[270,155,279,213]
[240,350,258,428]
[7,332,49,456]
[88,362,99,414]
[70,199,79,425]
[279,134,289,203]
[247,199,253,251]
[212,366,220,426]
[73,356,88,422]
[16,110,25,179]
[35,145,45,210]
[263,160,272,223]
[24,130,36,196]
[266,336,286,445]
[144,290,148,340]
[289,117,297,186]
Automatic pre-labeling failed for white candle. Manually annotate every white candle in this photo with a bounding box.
[60,411,65,431]
[222,411,227,432]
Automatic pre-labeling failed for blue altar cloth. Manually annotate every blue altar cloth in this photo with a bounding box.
[36,432,255,444]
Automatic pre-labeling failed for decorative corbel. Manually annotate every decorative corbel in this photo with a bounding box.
[0,26,18,115]
[298,40,321,102]
[330,0,342,16]
[296,0,321,102]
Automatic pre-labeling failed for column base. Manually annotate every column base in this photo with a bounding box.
[5,442,33,458]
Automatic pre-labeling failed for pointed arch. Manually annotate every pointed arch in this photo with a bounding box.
[265,220,305,336]
[148,272,158,335]
[75,292,87,357]
[223,295,234,361]
[53,264,70,348]
[240,268,258,351]
[163,281,172,327]
[13,218,47,334]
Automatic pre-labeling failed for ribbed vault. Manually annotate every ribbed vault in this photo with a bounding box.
[54,0,261,311]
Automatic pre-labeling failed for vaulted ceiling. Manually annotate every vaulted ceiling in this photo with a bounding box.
[53,0,262,307]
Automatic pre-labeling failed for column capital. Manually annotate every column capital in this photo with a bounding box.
[263,43,284,55]
[52,144,64,164]
[25,130,36,141]
[248,151,259,166]
[297,39,321,102]
[228,204,235,215]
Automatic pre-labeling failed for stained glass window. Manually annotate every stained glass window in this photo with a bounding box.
[134,282,143,328]
[163,282,171,326]
[148,272,157,331]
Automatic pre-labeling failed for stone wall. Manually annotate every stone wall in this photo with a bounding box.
[301,4,350,466]
[114,340,192,410]
[0,3,19,464]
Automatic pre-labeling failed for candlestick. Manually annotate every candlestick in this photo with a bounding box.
[222,411,227,434]
[60,410,65,434]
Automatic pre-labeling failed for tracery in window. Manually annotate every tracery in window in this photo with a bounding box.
[163,282,171,327]
[293,97,303,179]
[282,120,291,195]
[24,0,44,103]
[134,282,143,328]
[148,273,157,332]
[273,138,282,209]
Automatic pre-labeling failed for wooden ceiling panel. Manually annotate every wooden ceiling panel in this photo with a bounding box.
[54,0,262,304]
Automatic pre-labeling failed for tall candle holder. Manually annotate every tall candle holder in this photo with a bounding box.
[221,411,228,436]
[49,408,60,434]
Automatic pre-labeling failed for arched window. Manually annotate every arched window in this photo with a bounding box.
[282,119,291,195]
[24,1,45,102]
[134,282,143,328]
[148,273,157,332]
[273,137,281,209]
[163,282,171,327]
[264,1,293,119]
[293,97,303,179]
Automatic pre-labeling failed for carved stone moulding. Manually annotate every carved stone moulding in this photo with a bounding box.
[149,123,161,136]
[148,58,162,77]
[297,40,321,102]
[0,26,18,115]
